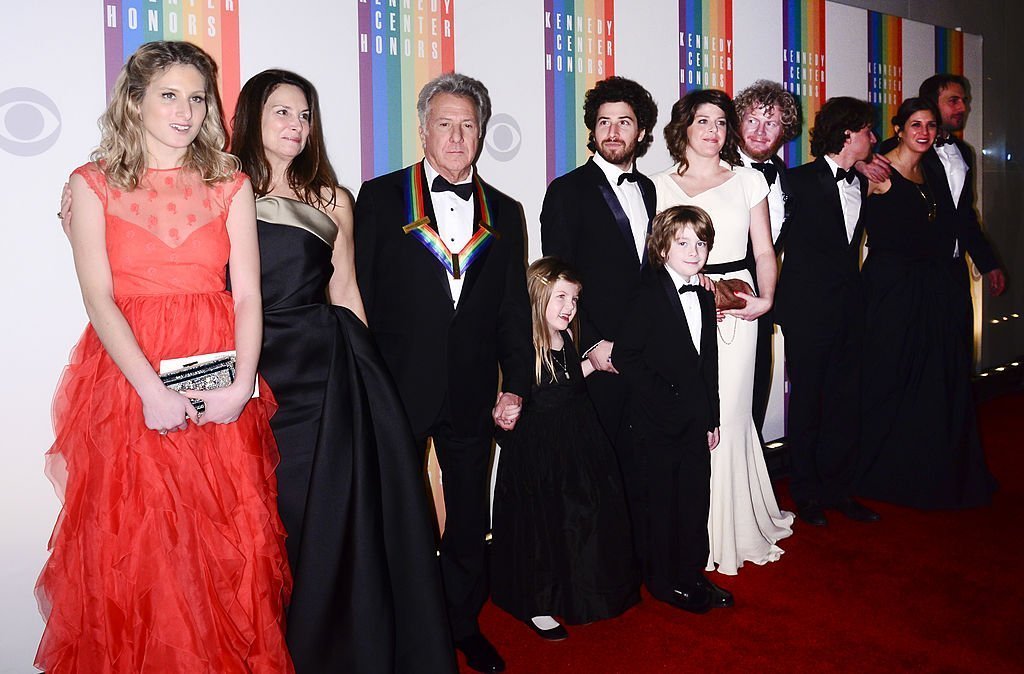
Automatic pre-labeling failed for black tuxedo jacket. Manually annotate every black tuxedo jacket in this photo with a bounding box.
[743,153,792,254]
[879,135,998,277]
[540,157,657,350]
[775,156,867,333]
[615,267,719,439]
[354,161,532,437]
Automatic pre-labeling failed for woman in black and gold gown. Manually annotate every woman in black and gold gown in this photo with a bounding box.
[231,70,455,673]
[858,97,996,510]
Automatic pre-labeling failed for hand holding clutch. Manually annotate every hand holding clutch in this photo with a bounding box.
[713,279,754,310]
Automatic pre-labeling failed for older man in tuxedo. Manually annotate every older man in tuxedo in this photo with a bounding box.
[733,80,801,435]
[355,73,532,674]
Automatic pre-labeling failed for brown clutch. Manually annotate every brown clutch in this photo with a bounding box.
[714,279,754,310]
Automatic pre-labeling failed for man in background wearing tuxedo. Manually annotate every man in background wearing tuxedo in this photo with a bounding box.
[859,74,1005,305]
[774,97,881,528]
[355,72,532,674]
[733,80,801,437]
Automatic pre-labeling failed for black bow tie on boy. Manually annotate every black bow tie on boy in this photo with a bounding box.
[617,171,639,185]
[750,161,778,187]
[431,174,474,200]
[834,167,857,184]
[678,285,701,295]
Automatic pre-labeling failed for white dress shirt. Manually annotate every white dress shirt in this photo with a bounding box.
[592,152,648,262]
[740,150,786,245]
[824,155,861,244]
[665,266,703,354]
[935,140,969,257]
[424,159,474,306]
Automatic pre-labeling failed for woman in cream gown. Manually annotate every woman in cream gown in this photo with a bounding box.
[651,89,793,576]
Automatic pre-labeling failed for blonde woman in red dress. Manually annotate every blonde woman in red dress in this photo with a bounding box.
[35,41,292,673]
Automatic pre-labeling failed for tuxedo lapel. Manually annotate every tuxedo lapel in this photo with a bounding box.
[638,177,655,266]
[587,159,642,267]
[696,289,716,366]
[456,177,498,309]
[658,270,699,360]
[407,162,455,304]
[815,158,848,247]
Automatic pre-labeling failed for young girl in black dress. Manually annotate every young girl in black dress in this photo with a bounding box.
[491,257,638,641]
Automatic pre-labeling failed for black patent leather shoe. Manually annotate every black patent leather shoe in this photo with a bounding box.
[662,582,712,614]
[835,498,880,523]
[526,617,569,641]
[798,501,828,527]
[455,633,506,673]
[696,575,734,608]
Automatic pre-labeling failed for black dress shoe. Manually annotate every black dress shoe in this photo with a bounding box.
[835,498,880,523]
[798,501,828,527]
[526,617,569,641]
[695,575,734,608]
[660,582,712,614]
[455,633,506,673]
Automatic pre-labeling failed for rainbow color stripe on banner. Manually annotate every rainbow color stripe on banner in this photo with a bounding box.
[678,0,734,95]
[103,1,241,122]
[782,0,826,166]
[934,25,964,75]
[867,11,902,141]
[358,1,456,181]
[544,0,616,183]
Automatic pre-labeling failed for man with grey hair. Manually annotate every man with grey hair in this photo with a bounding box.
[355,72,531,673]
[733,79,800,436]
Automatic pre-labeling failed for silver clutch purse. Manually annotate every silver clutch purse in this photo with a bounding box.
[158,353,237,415]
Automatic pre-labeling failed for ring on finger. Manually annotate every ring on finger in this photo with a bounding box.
[159,429,168,436]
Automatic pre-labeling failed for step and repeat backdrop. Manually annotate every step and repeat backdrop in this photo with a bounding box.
[0,1,981,669]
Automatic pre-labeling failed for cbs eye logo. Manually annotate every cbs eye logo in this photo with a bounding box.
[0,88,62,157]
[485,113,522,162]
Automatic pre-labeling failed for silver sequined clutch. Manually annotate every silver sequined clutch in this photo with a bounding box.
[159,354,236,393]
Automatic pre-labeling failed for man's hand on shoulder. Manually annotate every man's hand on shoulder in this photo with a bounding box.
[855,154,892,183]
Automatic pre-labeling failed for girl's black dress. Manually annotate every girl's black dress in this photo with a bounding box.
[491,333,639,623]
[857,171,997,509]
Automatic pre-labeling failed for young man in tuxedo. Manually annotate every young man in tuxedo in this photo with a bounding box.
[774,97,881,528]
[354,73,532,674]
[859,74,1005,303]
[539,75,658,542]
[733,80,801,435]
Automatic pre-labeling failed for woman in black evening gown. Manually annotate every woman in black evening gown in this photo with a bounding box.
[858,97,996,509]
[231,70,455,673]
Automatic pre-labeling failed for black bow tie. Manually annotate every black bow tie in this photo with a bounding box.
[431,174,474,200]
[835,167,857,184]
[617,171,639,185]
[750,161,778,187]
[678,285,701,295]
[934,135,952,148]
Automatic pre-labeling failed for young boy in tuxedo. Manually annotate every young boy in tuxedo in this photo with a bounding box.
[615,205,727,614]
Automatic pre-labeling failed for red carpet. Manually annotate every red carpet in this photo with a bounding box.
[467,392,1024,673]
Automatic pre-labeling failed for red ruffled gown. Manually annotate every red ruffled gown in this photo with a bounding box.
[35,163,293,674]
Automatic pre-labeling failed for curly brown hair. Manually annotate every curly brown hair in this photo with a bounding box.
[583,76,659,158]
[733,79,802,144]
[808,97,875,157]
[663,89,741,175]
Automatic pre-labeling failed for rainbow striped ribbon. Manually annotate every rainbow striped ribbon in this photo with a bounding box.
[403,162,498,279]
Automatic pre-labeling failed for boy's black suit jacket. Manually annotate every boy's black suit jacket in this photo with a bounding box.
[354,161,532,437]
[775,156,867,334]
[615,267,720,440]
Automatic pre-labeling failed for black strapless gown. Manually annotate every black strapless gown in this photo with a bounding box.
[857,173,996,509]
[491,334,639,623]
[255,196,455,673]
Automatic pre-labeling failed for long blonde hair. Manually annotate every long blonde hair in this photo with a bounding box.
[527,257,582,384]
[93,41,238,190]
